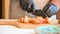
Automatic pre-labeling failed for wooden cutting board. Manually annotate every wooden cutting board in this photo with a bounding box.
[0,19,60,29]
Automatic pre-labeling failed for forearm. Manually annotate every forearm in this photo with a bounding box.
[50,0,60,8]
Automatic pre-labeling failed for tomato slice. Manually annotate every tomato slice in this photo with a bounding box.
[18,17,24,23]
[32,18,41,24]
[44,17,49,23]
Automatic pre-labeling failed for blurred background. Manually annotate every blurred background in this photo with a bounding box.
[1,0,60,19]
[0,0,2,19]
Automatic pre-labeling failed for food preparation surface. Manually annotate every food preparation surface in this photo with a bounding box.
[0,19,59,34]
[0,19,59,29]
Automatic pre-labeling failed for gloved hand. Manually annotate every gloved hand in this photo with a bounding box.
[19,0,57,18]
[32,10,47,18]
[43,4,57,18]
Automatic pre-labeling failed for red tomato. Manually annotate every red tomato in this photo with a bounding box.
[32,18,41,24]
[18,17,24,23]
[24,16,30,24]
[32,18,45,24]
[36,16,46,24]
[39,19,46,24]
[44,17,49,23]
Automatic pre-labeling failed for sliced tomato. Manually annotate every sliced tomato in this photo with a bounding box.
[18,17,24,23]
[31,18,45,24]
[36,16,46,24]
[44,17,49,23]
[24,16,30,24]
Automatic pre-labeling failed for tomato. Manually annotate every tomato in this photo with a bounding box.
[32,18,45,24]
[36,16,46,24]
[18,16,49,24]
[32,18,41,24]
[44,17,49,23]
[18,17,24,23]
[29,18,33,23]
[39,19,46,24]
[23,16,30,24]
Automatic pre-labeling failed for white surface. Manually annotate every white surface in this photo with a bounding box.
[0,25,35,34]
[49,15,58,24]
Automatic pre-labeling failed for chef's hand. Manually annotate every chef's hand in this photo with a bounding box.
[33,10,47,18]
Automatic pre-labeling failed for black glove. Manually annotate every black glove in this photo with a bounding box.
[19,0,57,18]
[43,3,57,17]
[33,10,47,18]
[19,0,33,12]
